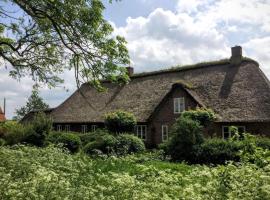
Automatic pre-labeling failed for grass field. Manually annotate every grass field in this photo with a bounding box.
[0,145,269,200]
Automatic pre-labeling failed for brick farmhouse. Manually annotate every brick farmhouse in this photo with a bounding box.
[22,46,270,146]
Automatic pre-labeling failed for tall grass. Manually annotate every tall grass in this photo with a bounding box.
[0,145,269,200]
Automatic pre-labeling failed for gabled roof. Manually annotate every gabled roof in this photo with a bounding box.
[51,58,270,123]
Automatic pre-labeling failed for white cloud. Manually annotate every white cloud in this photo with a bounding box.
[115,8,228,72]
[243,37,270,78]
[113,0,270,76]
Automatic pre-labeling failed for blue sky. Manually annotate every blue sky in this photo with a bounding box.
[0,0,270,118]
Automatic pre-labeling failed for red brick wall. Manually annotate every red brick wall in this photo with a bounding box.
[147,86,199,146]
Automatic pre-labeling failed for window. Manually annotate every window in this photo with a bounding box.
[135,125,147,140]
[81,125,87,133]
[174,97,185,113]
[57,125,62,132]
[65,125,70,132]
[162,125,168,142]
[91,125,97,132]
[222,126,246,139]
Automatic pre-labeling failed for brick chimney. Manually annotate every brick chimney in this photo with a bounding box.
[0,106,6,122]
[126,66,134,76]
[230,46,242,65]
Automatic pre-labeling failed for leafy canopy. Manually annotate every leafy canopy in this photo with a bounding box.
[0,0,130,89]
[15,87,49,120]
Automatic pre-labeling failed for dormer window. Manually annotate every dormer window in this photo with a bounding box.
[174,97,185,113]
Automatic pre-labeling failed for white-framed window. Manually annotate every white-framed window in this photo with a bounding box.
[135,125,147,140]
[162,125,169,142]
[174,97,185,113]
[222,126,246,139]
[91,125,97,132]
[65,125,70,132]
[57,125,62,132]
[81,125,87,133]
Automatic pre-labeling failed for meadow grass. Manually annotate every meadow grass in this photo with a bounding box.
[0,145,269,200]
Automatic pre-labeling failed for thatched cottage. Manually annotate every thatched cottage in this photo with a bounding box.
[22,46,270,146]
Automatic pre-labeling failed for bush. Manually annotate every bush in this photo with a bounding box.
[83,133,145,156]
[104,110,136,134]
[46,132,81,153]
[181,108,215,127]
[116,134,145,155]
[23,112,52,146]
[165,117,204,162]
[0,138,5,146]
[79,129,110,146]
[255,136,270,150]
[0,121,30,145]
[83,134,117,155]
[195,138,242,164]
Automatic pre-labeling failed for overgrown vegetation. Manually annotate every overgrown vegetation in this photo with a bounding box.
[0,145,269,199]
[105,110,137,134]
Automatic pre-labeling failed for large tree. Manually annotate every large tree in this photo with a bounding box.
[14,87,49,120]
[0,0,130,89]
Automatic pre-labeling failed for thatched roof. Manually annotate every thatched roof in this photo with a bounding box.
[51,58,270,123]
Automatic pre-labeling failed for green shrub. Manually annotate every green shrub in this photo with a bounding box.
[83,134,117,155]
[0,121,30,145]
[23,112,52,146]
[116,134,145,155]
[104,110,136,134]
[181,108,215,127]
[46,132,81,153]
[79,129,110,145]
[165,116,204,162]
[255,136,270,150]
[83,133,145,156]
[0,138,5,146]
[196,138,242,164]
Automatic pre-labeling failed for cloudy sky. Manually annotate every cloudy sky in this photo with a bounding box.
[1,0,270,119]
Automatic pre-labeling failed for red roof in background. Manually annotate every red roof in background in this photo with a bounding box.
[0,107,6,122]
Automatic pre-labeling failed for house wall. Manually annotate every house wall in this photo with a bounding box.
[53,122,104,133]
[213,122,270,138]
[147,86,199,147]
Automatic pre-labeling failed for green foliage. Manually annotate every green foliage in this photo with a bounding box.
[14,88,49,120]
[23,112,52,147]
[83,134,118,155]
[255,136,270,150]
[0,138,5,146]
[105,110,137,134]
[0,121,30,145]
[165,116,204,162]
[116,134,145,155]
[0,0,130,88]
[0,145,269,199]
[46,132,81,153]
[79,129,110,145]
[83,133,145,156]
[181,107,216,127]
[196,138,242,164]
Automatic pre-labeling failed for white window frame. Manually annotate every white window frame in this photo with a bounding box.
[162,125,169,142]
[81,125,87,133]
[91,125,97,132]
[174,97,185,114]
[65,125,70,132]
[57,125,62,132]
[222,126,246,139]
[135,125,147,140]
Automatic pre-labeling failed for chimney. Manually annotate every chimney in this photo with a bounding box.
[230,46,242,65]
[126,66,134,76]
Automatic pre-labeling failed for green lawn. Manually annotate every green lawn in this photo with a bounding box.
[0,145,269,200]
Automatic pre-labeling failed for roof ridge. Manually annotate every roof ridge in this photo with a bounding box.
[131,57,258,78]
